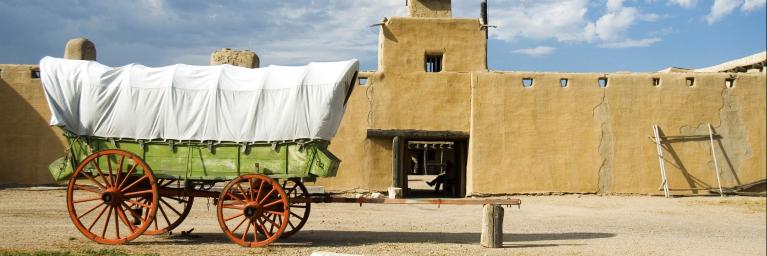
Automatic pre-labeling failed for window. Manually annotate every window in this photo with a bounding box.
[560,78,569,88]
[598,77,608,88]
[725,78,735,88]
[31,70,41,79]
[425,54,443,72]
[652,78,661,87]
[686,77,695,87]
[359,77,368,86]
[522,78,534,88]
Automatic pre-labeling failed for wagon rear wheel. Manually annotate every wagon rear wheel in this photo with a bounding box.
[276,179,311,238]
[217,174,289,247]
[142,179,194,235]
[66,149,158,245]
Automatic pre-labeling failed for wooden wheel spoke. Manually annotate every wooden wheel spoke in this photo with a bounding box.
[288,219,296,229]
[253,219,262,242]
[91,161,112,188]
[79,171,106,190]
[227,193,246,203]
[113,207,121,238]
[231,216,248,233]
[235,183,249,201]
[289,211,304,220]
[258,188,276,205]
[117,164,138,189]
[87,204,109,232]
[268,215,277,233]
[106,158,116,187]
[121,202,144,221]
[262,199,284,208]
[262,214,280,227]
[159,198,182,216]
[241,219,251,241]
[73,184,102,194]
[284,184,297,197]
[289,204,307,208]
[123,189,154,198]
[126,199,151,209]
[101,206,113,238]
[256,218,271,238]
[121,176,148,193]
[157,202,173,227]
[266,210,286,216]
[255,179,265,202]
[222,204,245,210]
[74,196,102,204]
[78,203,106,219]
[224,212,245,222]
[116,155,125,185]
[116,206,136,232]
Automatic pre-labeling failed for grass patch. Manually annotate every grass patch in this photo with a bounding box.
[0,249,158,256]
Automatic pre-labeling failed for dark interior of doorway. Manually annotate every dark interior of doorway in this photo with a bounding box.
[402,139,467,198]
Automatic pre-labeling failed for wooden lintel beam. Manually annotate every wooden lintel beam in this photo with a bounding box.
[367,129,469,139]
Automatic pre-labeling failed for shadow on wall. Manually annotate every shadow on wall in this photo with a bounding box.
[0,77,61,184]
[657,127,741,194]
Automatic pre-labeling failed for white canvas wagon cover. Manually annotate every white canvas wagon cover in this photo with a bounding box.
[39,56,358,142]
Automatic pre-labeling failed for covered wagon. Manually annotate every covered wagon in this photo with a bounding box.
[40,56,359,247]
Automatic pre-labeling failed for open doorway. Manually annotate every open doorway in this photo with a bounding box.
[403,139,467,198]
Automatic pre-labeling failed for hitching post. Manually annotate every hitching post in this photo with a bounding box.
[481,204,504,248]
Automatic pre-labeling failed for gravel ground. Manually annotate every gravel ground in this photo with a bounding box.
[0,188,764,256]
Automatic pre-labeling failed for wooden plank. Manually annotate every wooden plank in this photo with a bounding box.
[299,196,521,206]
[708,123,724,197]
[480,204,504,248]
[653,124,671,198]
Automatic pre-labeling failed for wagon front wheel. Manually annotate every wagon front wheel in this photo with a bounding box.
[66,149,159,245]
[217,174,289,247]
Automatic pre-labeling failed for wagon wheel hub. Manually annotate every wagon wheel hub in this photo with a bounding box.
[243,204,263,219]
[101,189,123,206]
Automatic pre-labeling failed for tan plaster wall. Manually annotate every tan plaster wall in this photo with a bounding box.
[468,71,766,195]
[380,18,486,73]
[407,0,452,18]
[0,65,65,184]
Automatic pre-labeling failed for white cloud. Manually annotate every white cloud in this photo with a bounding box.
[590,7,639,41]
[599,37,662,48]
[669,0,697,8]
[482,0,592,42]
[477,0,660,49]
[706,0,743,23]
[742,0,767,11]
[705,0,766,23]
[512,46,556,56]
[607,0,625,12]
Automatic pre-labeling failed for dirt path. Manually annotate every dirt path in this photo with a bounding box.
[0,189,764,256]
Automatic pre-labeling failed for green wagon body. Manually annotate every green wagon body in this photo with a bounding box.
[49,131,340,182]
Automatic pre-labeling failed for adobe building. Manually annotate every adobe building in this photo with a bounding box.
[1,0,765,197]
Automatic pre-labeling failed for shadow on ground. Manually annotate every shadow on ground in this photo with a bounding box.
[135,231,615,248]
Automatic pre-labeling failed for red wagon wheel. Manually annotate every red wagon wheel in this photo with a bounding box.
[276,179,311,238]
[66,149,158,245]
[141,179,194,235]
[217,174,289,247]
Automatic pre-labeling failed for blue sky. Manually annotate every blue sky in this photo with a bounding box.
[0,0,764,72]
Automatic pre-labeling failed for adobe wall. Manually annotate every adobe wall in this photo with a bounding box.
[316,70,473,191]
[380,17,486,73]
[468,71,766,195]
[0,64,65,184]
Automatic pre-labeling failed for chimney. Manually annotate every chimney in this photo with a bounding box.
[407,0,452,18]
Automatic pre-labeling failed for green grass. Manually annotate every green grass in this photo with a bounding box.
[0,249,158,256]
